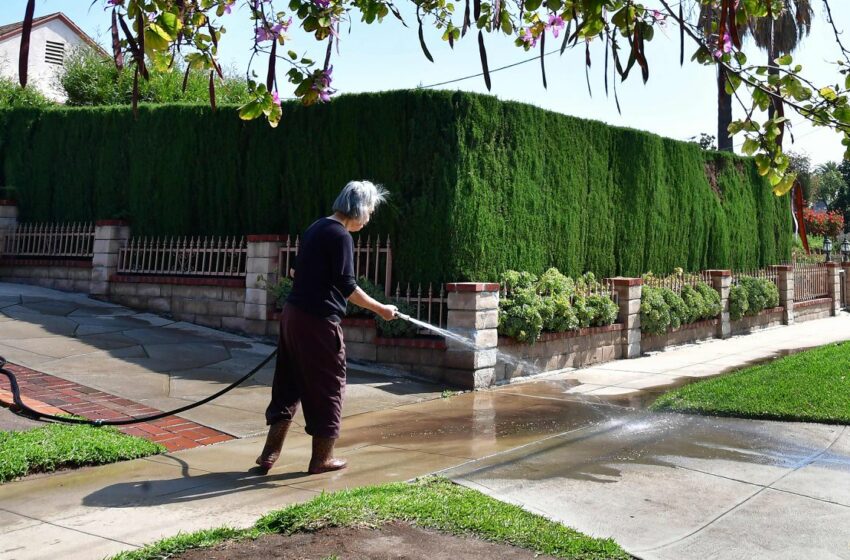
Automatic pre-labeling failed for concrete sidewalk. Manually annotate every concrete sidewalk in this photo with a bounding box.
[1,282,849,559]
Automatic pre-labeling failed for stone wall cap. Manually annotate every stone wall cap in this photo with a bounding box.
[607,277,642,287]
[706,269,732,277]
[823,262,839,269]
[96,219,130,226]
[247,234,286,242]
[445,282,500,293]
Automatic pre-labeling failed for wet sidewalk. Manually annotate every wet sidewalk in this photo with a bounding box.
[1,282,849,559]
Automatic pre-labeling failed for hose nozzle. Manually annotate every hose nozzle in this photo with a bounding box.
[394,311,412,322]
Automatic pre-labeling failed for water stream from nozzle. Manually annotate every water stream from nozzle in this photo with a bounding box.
[394,312,541,376]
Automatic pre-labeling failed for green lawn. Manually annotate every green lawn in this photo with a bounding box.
[0,422,165,483]
[110,477,628,560]
[652,341,850,423]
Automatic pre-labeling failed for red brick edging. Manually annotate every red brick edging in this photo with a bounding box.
[499,323,624,346]
[0,258,92,268]
[375,336,447,350]
[0,362,233,452]
[111,274,245,288]
[794,298,831,310]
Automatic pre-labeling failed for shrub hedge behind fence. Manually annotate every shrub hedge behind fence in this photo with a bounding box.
[0,90,790,282]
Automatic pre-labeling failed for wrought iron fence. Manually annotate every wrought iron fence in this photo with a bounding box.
[643,271,712,293]
[117,236,247,277]
[2,222,94,258]
[279,234,393,297]
[731,267,779,288]
[793,263,829,302]
[390,282,450,329]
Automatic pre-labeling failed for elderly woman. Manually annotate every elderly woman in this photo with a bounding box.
[257,181,398,474]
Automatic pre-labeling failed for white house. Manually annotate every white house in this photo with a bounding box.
[0,12,105,102]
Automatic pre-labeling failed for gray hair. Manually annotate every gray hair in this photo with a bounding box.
[332,180,388,221]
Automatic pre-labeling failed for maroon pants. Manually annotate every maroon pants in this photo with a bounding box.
[265,303,347,438]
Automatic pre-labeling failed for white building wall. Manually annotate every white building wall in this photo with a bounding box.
[0,19,94,102]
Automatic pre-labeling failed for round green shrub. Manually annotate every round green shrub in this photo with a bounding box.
[640,286,672,335]
[499,287,545,343]
[545,293,580,332]
[586,295,618,327]
[695,282,722,319]
[680,285,707,324]
[729,284,749,321]
[660,288,688,330]
[500,270,538,292]
[537,268,576,296]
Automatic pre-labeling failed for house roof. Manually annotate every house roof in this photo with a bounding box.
[0,12,107,55]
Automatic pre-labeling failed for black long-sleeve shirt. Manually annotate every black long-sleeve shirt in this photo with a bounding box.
[286,217,357,322]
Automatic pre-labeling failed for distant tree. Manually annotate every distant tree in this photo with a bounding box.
[786,151,812,202]
[0,76,53,108]
[61,48,252,106]
[690,132,717,151]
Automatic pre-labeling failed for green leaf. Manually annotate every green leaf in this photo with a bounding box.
[772,172,796,196]
[775,54,792,66]
[238,100,264,120]
[742,138,759,156]
[820,87,838,101]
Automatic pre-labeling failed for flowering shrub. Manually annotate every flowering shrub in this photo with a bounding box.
[803,208,845,237]
[498,268,617,343]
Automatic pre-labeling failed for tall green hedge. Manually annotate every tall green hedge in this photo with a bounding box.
[0,90,790,282]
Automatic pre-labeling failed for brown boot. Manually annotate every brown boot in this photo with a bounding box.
[308,436,347,474]
[255,420,291,472]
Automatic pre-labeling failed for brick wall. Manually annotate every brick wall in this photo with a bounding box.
[497,324,625,381]
[108,276,245,331]
[0,259,91,293]
[642,319,720,353]
[794,298,833,323]
[730,307,785,336]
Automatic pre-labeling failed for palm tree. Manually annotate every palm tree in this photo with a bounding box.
[748,0,813,120]
[697,1,813,151]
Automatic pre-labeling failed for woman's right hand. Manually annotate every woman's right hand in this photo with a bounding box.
[376,304,398,321]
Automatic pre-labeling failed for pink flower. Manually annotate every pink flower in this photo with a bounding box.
[520,28,537,48]
[314,0,330,7]
[223,1,234,14]
[272,91,281,106]
[312,66,336,103]
[547,14,565,38]
[255,18,291,43]
[713,31,732,58]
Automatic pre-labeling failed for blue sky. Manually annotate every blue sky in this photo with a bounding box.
[2,0,848,165]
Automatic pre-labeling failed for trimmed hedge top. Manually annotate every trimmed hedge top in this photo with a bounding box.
[0,90,790,282]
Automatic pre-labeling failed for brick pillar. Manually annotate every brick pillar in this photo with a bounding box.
[0,200,17,255]
[843,263,850,311]
[444,282,499,390]
[90,220,130,297]
[826,262,841,316]
[609,277,642,359]
[244,235,284,334]
[707,270,732,338]
[771,265,795,325]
